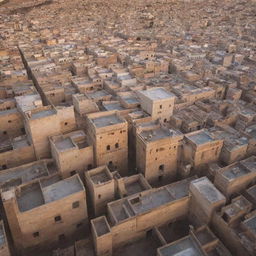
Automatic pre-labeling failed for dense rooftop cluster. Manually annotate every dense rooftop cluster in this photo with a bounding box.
[0,0,256,256]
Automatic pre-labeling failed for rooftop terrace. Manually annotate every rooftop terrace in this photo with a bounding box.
[140,127,182,142]
[158,236,204,256]
[190,177,226,204]
[139,88,175,101]
[222,163,251,180]
[16,175,84,212]
[29,108,56,120]
[108,176,195,224]
[91,113,124,128]
[243,215,256,237]
[0,160,53,192]
[186,130,214,145]
[220,157,256,181]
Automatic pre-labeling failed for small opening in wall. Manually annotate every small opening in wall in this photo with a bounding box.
[159,164,165,171]
[72,201,80,209]
[55,216,62,222]
[33,232,39,238]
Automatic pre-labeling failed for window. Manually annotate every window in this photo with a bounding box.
[64,122,68,126]
[21,127,25,133]
[59,234,65,241]
[160,105,162,109]
[87,164,93,170]
[106,145,110,150]
[2,165,7,170]
[8,120,12,123]
[33,232,39,238]
[55,215,62,222]
[115,143,119,148]
[164,118,167,123]
[70,170,76,176]
[98,194,101,199]
[72,201,80,209]
[159,165,165,171]
[3,131,7,135]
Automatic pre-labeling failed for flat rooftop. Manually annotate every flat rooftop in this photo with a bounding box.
[158,236,204,256]
[43,176,84,203]
[0,161,50,192]
[186,130,214,145]
[190,177,225,204]
[52,130,89,151]
[30,109,56,119]
[55,137,76,151]
[109,177,195,224]
[103,102,125,111]
[90,170,111,185]
[92,217,111,237]
[222,163,251,180]
[125,181,145,196]
[140,128,181,142]
[91,114,124,128]
[139,88,175,100]
[86,90,110,99]
[245,125,256,138]
[243,215,256,236]
[17,175,84,212]
[246,185,256,201]
[241,156,256,171]
[124,97,139,104]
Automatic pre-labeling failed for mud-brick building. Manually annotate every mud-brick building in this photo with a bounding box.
[86,111,128,176]
[2,174,88,255]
